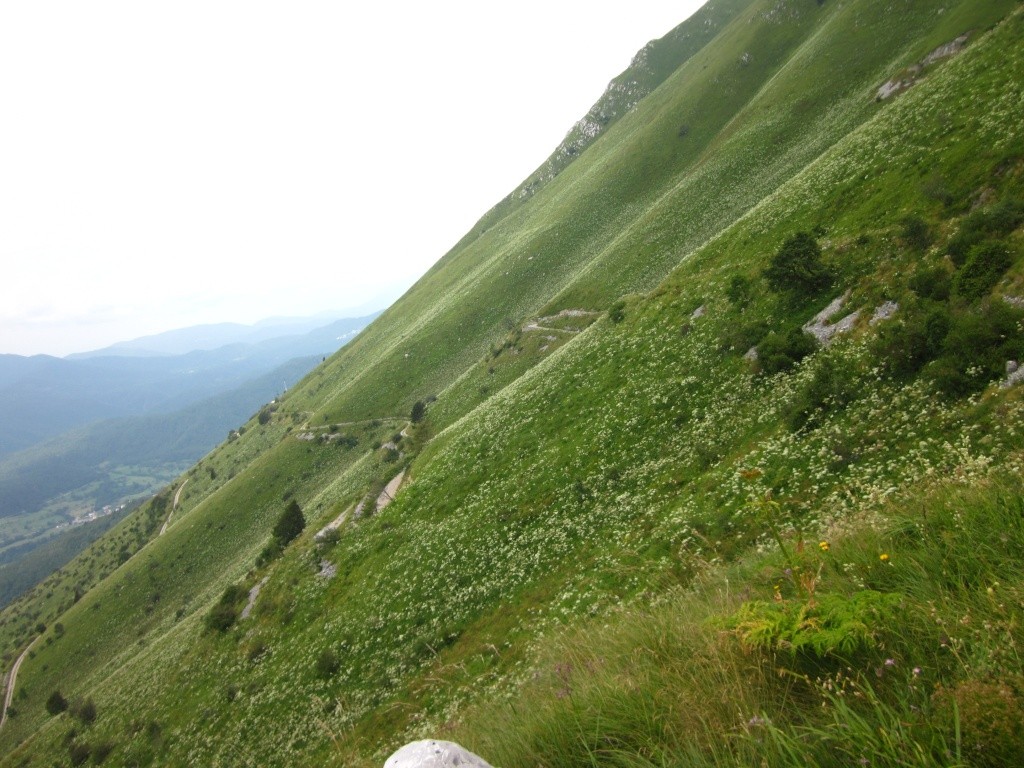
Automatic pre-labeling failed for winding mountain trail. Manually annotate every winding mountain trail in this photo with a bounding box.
[159,478,189,536]
[1,636,38,732]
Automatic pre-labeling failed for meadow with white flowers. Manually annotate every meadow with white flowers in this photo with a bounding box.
[2,1,1023,765]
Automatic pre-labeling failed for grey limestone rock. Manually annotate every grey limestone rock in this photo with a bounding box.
[384,740,493,768]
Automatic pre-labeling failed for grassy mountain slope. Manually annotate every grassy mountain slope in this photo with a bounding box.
[3,1,1024,765]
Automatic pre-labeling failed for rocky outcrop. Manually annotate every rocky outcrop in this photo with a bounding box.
[803,291,860,345]
[1002,360,1024,389]
[240,576,269,620]
[384,740,493,768]
[870,300,899,325]
[876,33,969,100]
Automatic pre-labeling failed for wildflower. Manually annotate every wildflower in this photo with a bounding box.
[819,540,830,552]
[879,553,889,562]
[913,667,922,677]
[884,658,895,667]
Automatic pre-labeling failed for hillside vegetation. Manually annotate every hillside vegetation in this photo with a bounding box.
[2,1,1024,766]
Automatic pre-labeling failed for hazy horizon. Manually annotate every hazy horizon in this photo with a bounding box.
[4,286,404,359]
[1,1,704,357]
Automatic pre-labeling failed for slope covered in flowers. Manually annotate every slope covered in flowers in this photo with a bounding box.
[2,1,1023,765]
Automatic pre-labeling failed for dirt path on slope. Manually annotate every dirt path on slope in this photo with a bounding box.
[1,636,38,732]
[159,478,189,536]
[375,470,406,512]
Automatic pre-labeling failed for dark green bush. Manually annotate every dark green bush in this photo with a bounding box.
[757,327,818,375]
[720,319,770,354]
[410,400,426,423]
[786,357,860,430]
[204,603,239,633]
[953,240,1014,300]
[315,649,340,678]
[68,742,91,767]
[988,196,1024,235]
[45,690,68,716]
[273,500,305,547]
[92,741,115,764]
[930,301,1024,396]
[763,232,832,300]
[900,215,933,250]
[72,697,97,725]
[204,584,247,633]
[948,198,1023,266]
[726,274,754,308]
[256,539,282,567]
[873,305,950,380]
[909,265,951,301]
[608,299,626,324]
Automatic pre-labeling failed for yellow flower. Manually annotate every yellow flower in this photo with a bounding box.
[819,541,830,552]
[879,553,890,562]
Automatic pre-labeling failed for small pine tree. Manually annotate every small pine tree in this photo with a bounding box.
[410,400,426,424]
[273,500,305,547]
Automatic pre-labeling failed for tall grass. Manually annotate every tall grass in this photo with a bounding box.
[451,473,1024,767]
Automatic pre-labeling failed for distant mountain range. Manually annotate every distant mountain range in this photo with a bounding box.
[0,309,382,589]
[66,312,363,358]
[0,312,380,458]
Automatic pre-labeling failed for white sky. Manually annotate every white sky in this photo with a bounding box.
[0,1,705,357]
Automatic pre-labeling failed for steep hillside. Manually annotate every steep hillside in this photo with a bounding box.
[2,1,1023,766]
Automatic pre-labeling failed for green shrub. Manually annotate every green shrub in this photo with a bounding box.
[608,299,626,324]
[908,265,951,301]
[930,300,1024,395]
[948,199,1023,265]
[720,319,770,354]
[68,742,91,767]
[873,305,950,380]
[255,539,282,567]
[757,327,817,375]
[92,741,116,764]
[71,697,97,725]
[726,274,754,308]
[315,649,340,678]
[987,196,1024,235]
[786,357,860,430]
[318,527,341,546]
[763,232,831,300]
[204,584,247,633]
[953,240,1014,300]
[273,500,305,547]
[900,214,933,251]
[45,690,68,716]
[410,400,426,423]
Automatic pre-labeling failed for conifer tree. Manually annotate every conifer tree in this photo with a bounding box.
[273,500,305,546]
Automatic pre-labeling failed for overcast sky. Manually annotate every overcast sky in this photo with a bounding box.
[1,1,704,357]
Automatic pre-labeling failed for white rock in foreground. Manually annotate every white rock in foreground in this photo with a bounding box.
[384,740,493,768]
